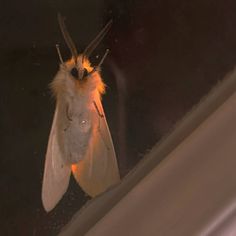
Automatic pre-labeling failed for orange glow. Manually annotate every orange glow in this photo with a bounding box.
[71,164,76,172]
[82,57,93,72]
[71,162,84,181]
[66,56,93,72]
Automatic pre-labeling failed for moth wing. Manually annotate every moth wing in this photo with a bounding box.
[72,94,120,197]
[42,106,71,212]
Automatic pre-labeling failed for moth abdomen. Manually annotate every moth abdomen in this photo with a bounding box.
[63,110,94,163]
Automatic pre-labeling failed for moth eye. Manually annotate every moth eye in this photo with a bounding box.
[83,69,88,78]
[70,67,78,79]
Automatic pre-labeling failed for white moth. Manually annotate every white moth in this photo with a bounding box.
[42,14,120,212]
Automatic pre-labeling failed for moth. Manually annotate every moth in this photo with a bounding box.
[42,14,120,212]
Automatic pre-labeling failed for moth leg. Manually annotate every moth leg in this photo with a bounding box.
[66,104,73,121]
[64,104,72,131]
[93,101,104,118]
[93,101,110,150]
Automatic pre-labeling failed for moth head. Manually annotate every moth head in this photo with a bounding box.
[68,56,89,81]
[57,13,112,81]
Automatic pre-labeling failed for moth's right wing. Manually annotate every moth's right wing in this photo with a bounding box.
[72,93,120,197]
[42,107,71,212]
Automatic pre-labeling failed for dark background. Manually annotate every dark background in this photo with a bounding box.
[1,0,236,235]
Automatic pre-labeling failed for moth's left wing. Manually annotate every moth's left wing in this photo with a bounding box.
[72,93,120,197]
[42,107,71,212]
